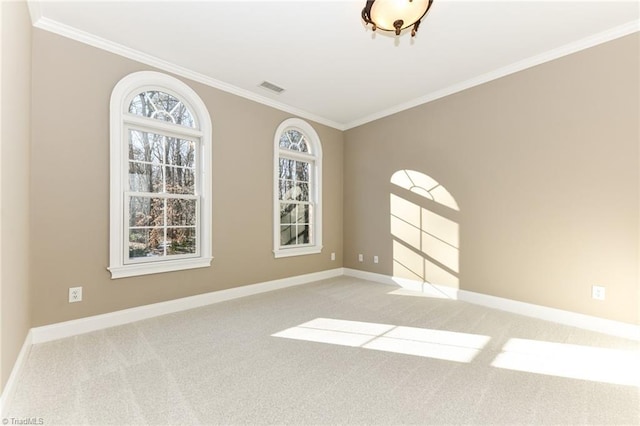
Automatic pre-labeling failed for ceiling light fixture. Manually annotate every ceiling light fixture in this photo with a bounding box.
[362,0,434,37]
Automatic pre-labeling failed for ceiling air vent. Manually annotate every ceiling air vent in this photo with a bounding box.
[259,81,285,94]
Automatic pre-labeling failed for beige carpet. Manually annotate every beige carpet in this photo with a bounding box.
[5,276,640,425]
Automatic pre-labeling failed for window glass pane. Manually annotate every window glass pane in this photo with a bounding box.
[129,228,165,259]
[295,161,310,182]
[278,134,290,150]
[297,138,309,153]
[279,129,300,149]
[129,130,163,164]
[129,197,164,227]
[280,179,295,201]
[128,91,196,128]
[129,229,151,259]
[129,163,163,192]
[280,203,296,224]
[298,224,310,244]
[128,201,197,259]
[279,129,309,153]
[280,224,310,246]
[296,204,310,223]
[167,199,197,226]
[166,228,196,255]
[279,158,294,180]
[287,129,302,145]
[278,180,286,201]
[280,182,308,202]
[166,138,195,168]
[280,225,296,246]
[165,167,195,194]
[296,182,309,202]
[279,203,311,246]
[129,132,197,194]
[279,159,310,202]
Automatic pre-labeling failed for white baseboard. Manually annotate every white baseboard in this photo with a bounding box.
[4,265,638,413]
[344,268,461,299]
[343,268,640,341]
[31,267,344,344]
[0,330,32,418]
[24,267,640,344]
[457,289,640,341]
[2,268,341,411]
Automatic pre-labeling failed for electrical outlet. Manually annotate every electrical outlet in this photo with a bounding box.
[331,252,336,261]
[592,285,605,301]
[358,253,363,262]
[373,255,379,264]
[69,286,83,303]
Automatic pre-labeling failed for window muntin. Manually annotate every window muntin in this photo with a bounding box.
[128,90,196,128]
[128,130,196,193]
[273,119,322,258]
[126,128,199,262]
[109,71,212,279]
[279,129,309,152]
[278,154,312,247]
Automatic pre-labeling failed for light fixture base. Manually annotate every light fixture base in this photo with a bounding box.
[361,0,434,38]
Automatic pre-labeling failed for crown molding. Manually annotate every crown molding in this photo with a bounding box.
[344,19,640,130]
[26,0,42,26]
[30,15,347,131]
[27,3,638,133]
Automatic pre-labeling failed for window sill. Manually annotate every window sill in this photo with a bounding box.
[108,257,213,279]
[273,246,322,259]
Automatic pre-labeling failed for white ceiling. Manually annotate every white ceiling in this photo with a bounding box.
[29,1,639,130]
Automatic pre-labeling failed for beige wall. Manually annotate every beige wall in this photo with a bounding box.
[1,1,32,391]
[12,13,640,343]
[344,34,640,325]
[30,30,343,327]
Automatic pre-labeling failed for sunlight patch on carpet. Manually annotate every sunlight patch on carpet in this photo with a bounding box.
[272,318,490,363]
[491,338,640,387]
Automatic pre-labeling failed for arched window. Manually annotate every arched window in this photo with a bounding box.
[273,118,322,258]
[109,71,212,278]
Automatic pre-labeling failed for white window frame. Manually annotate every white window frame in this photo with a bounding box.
[109,71,212,278]
[273,118,323,258]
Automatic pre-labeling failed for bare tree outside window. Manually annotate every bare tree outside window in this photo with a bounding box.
[278,129,313,247]
[127,91,198,259]
[110,71,212,279]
